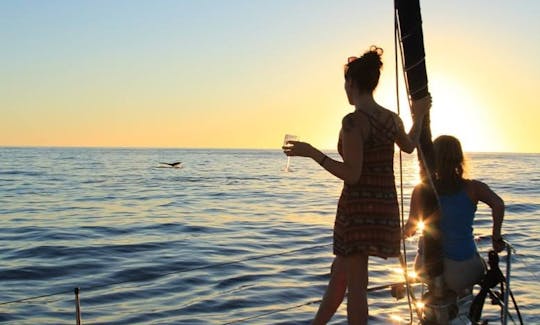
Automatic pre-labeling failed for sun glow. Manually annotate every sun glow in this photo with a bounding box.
[417,220,425,233]
[428,74,501,152]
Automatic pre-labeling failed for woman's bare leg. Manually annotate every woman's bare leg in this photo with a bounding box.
[312,257,347,325]
[346,253,369,325]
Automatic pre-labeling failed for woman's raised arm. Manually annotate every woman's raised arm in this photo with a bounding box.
[395,95,432,153]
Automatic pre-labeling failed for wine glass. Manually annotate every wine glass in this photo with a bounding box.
[283,134,298,172]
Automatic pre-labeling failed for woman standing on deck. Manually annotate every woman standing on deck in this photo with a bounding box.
[404,135,505,296]
[283,46,431,324]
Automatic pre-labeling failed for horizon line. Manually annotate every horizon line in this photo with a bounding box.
[0,145,538,155]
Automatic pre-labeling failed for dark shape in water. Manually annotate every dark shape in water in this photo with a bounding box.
[160,161,182,168]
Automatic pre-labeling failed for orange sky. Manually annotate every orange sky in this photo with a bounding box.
[1,1,539,153]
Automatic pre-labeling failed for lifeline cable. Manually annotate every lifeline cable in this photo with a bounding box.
[1,241,413,323]
[222,299,323,325]
[222,281,421,325]
[0,243,332,306]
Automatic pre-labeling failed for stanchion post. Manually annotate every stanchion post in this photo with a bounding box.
[502,243,511,325]
[74,287,82,325]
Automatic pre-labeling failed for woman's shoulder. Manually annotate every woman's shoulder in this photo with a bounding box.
[341,112,358,132]
[378,106,402,130]
[414,181,431,192]
[464,179,503,206]
[465,179,489,190]
[463,179,489,203]
[412,182,436,200]
[381,105,399,116]
[341,111,369,131]
[375,105,398,118]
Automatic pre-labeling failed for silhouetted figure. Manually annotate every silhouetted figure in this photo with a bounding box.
[404,136,505,318]
[283,46,431,325]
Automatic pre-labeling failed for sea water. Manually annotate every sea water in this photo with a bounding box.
[0,148,538,324]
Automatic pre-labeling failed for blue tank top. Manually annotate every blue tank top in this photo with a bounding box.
[439,189,477,261]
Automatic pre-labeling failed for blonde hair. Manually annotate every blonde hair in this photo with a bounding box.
[433,135,467,193]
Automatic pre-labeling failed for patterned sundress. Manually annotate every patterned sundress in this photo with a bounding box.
[333,110,401,258]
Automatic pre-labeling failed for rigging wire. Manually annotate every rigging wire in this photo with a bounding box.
[393,1,448,323]
[393,2,415,324]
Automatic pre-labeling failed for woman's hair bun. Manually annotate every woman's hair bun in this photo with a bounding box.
[361,45,383,70]
[369,45,384,56]
[345,45,384,93]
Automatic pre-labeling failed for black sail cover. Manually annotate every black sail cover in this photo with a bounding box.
[396,0,442,278]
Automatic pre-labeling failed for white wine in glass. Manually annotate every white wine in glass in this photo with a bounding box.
[283,134,298,172]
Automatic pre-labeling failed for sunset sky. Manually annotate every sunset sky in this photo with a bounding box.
[1,1,539,153]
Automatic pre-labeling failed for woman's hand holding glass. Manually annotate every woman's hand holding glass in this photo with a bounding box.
[283,135,299,172]
[282,140,314,158]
